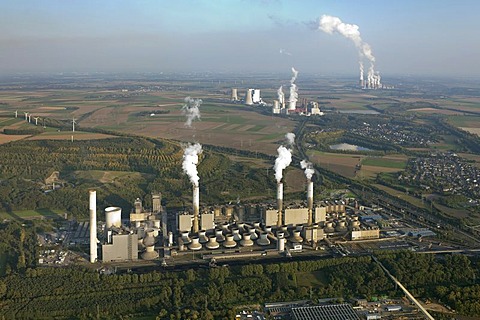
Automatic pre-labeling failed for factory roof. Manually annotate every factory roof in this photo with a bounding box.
[292,303,361,320]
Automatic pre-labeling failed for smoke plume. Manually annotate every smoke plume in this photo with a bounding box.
[316,15,381,89]
[288,67,299,109]
[274,145,293,183]
[279,48,292,56]
[285,132,295,146]
[277,86,285,105]
[300,160,315,180]
[182,143,202,186]
[182,97,202,127]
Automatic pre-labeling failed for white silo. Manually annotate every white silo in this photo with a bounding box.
[277,232,285,252]
[105,207,122,228]
[89,190,97,263]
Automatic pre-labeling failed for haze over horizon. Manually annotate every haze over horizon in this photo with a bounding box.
[1,0,479,77]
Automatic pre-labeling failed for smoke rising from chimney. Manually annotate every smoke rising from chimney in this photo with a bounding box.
[288,67,299,110]
[274,145,293,183]
[182,143,202,186]
[300,160,315,180]
[316,15,381,89]
[182,97,202,127]
[277,86,285,106]
[285,132,295,146]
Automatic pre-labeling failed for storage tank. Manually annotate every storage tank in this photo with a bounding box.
[257,232,271,246]
[240,234,254,247]
[206,236,220,250]
[223,234,237,248]
[105,207,122,228]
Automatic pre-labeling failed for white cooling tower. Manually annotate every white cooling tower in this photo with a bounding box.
[240,234,254,247]
[257,232,271,246]
[193,185,200,233]
[198,230,209,244]
[232,228,242,241]
[89,190,97,263]
[223,234,237,248]
[245,89,253,105]
[206,236,220,250]
[252,89,261,104]
[105,206,122,228]
[231,88,238,101]
[215,229,225,242]
[188,236,202,251]
[277,182,283,227]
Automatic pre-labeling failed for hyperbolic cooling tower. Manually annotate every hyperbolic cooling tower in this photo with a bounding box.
[231,88,238,101]
[105,206,122,228]
[245,89,253,105]
[89,190,97,263]
[277,182,283,227]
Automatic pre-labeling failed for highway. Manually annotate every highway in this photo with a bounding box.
[372,256,435,320]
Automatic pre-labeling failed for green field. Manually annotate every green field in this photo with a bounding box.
[0,208,64,221]
[296,270,328,287]
[362,158,407,169]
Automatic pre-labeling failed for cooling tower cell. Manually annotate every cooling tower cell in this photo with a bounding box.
[198,230,209,244]
[240,234,254,247]
[215,229,226,242]
[289,230,303,243]
[141,245,159,260]
[232,228,242,241]
[181,231,192,245]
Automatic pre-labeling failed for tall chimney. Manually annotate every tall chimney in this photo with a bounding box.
[307,179,314,225]
[193,185,200,233]
[277,182,283,227]
[89,190,97,263]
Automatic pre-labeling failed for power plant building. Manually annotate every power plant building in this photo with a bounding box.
[284,208,309,225]
[200,212,215,231]
[102,232,138,262]
[178,213,193,232]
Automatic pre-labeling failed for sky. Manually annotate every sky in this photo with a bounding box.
[0,0,479,77]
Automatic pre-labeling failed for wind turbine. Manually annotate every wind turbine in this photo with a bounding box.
[28,114,32,123]
[72,117,77,132]
[24,112,28,121]
[15,110,18,118]
[34,117,40,125]
[43,118,46,128]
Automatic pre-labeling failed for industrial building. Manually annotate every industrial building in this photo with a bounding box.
[291,304,361,320]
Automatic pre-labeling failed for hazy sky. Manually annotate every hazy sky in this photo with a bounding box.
[1,0,479,77]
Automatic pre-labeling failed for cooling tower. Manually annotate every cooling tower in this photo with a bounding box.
[307,180,314,225]
[245,89,253,105]
[257,232,271,246]
[223,234,237,248]
[273,100,279,109]
[289,230,303,243]
[141,245,159,260]
[181,231,192,245]
[231,88,238,101]
[232,228,242,241]
[248,227,258,240]
[89,190,97,263]
[105,206,122,228]
[188,236,202,251]
[193,185,200,233]
[215,229,226,242]
[277,182,283,227]
[206,236,220,250]
[198,230,209,244]
[240,234,254,247]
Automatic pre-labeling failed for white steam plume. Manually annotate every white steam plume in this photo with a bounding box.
[182,97,202,127]
[274,145,293,183]
[288,67,299,110]
[182,143,202,186]
[279,48,292,56]
[317,15,381,88]
[285,132,295,146]
[277,86,285,106]
[300,160,315,180]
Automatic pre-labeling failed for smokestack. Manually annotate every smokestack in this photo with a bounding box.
[89,190,97,263]
[245,89,253,105]
[307,179,314,225]
[231,88,238,101]
[193,185,200,233]
[277,182,283,227]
